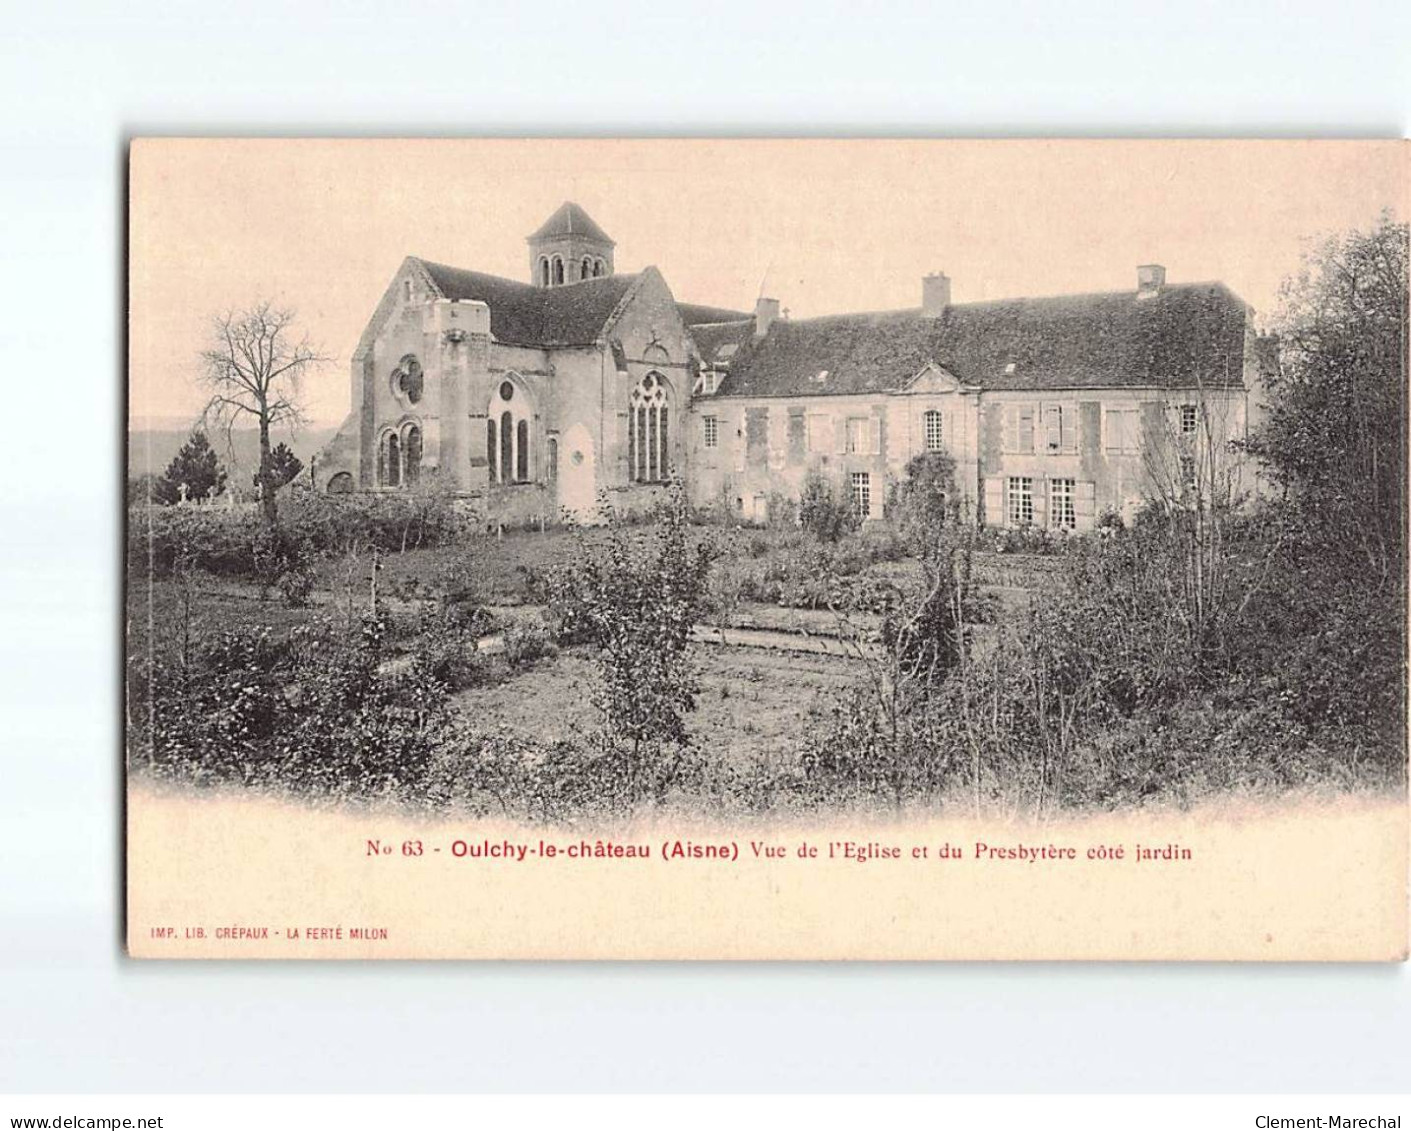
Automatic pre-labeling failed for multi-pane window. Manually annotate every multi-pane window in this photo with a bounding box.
[1050,478,1076,529]
[1007,477,1033,525]
[703,415,718,448]
[629,371,670,482]
[850,472,871,517]
[923,409,944,451]
[1179,403,1198,436]
[1105,408,1142,454]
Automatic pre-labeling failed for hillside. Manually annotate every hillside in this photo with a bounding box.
[128,422,340,484]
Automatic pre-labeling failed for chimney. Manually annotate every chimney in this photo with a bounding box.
[754,296,780,339]
[1137,263,1166,299]
[922,272,951,317]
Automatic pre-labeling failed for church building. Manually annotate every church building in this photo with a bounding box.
[316,202,1269,531]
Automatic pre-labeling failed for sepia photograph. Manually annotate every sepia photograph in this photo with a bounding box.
[124,138,1408,959]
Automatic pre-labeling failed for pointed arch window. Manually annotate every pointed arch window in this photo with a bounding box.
[628,371,670,483]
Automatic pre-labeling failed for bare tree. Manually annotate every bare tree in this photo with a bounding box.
[200,301,331,523]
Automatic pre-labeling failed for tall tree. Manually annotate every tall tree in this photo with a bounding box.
[1251,212,1408,583]
[200,301,330,523]
[155,430,227,505]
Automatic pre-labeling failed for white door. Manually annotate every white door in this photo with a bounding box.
[559,422,597,522]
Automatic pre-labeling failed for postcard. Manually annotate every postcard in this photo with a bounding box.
[126,138,1408,958]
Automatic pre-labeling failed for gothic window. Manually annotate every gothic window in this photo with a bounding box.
[628,371,670,483]
[552,256,564,286]
[392,355,423,405]
[402,423,422,485]
[487,378,533,484]
[547,437,558,483]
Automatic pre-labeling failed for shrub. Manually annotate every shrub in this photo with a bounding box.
[542,489,714,800]
[798,471,860,542]
[503,620,558,669]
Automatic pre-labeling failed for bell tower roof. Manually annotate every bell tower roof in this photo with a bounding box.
[528,202,615,247]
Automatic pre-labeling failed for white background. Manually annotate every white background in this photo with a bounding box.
[1,0,1408,1094]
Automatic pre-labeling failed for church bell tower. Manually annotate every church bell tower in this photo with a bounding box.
[528,202,615,287]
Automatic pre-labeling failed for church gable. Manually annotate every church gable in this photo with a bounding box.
[602,267,695,369]
[352,257,437,362]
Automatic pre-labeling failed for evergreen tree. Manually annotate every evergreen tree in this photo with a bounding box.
[255,441,304,492]
[156,431,227,505]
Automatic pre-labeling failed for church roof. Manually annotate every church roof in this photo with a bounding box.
[528,202,615,246]
[715,283,1251,398]
[418,259,636,346]
[414,258,745,349]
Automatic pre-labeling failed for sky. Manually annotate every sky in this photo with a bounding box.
[128,139,1406,428]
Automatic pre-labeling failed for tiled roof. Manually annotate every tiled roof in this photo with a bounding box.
[716,284,1251,398]
[528,202,615,246]
[417,259,636,346]
[677,302,751,327]
[416,258,745,350]
[689,320,753,365]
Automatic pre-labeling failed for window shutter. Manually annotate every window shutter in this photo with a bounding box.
[869,417,882,456]
[1075,481,1097,529]
[1044,404,1062,452]
[1062,404,1078,453]
[1001,406,1017,454]
[837,416,850,456]
[983,477,1004,527]
[1032,478,1048,528]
